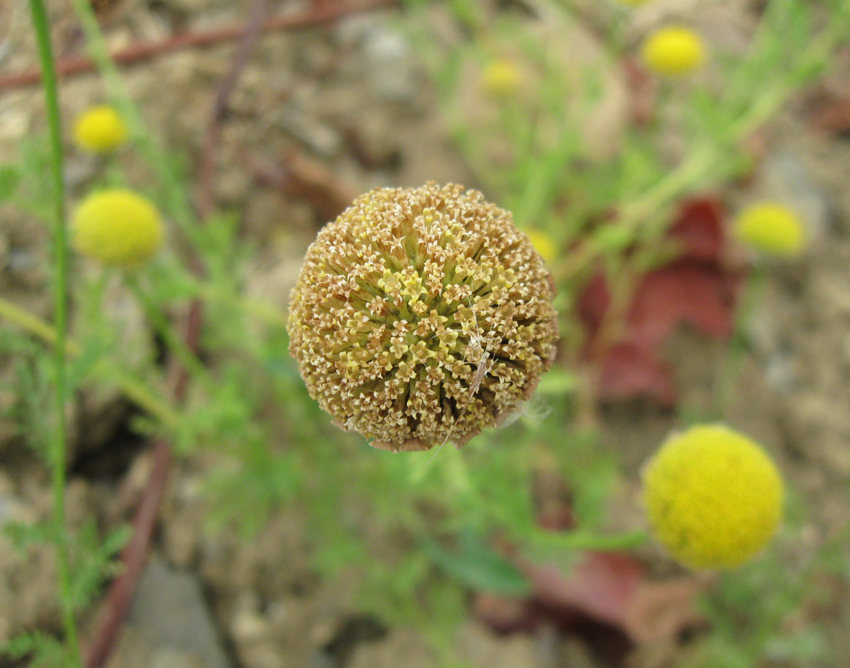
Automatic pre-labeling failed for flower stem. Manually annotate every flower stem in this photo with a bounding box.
[69,0,198,239]
[27,0,81,663]
[0,296,180,428]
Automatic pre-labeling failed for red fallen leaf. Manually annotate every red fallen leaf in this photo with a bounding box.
[519,551,646,629]
[474,551,708,665]
[579,196,743,404]
[626,262,739,347]
[596,343,677,406]
[668,197,725,263]
[808,94,850,135]
[624,575,713,643]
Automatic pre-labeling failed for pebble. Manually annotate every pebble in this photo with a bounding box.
[121,556,232,668]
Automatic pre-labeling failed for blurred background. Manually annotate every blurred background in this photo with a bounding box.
[2,0,850,666]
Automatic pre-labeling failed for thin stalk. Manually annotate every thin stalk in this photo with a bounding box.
[125,275,208,380]
[69,0,198,240]
[0,296,179,427]
[27,0,82,664]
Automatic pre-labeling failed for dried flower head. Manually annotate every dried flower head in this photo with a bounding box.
[73,189,164,269]
[733,202,806,256]
[642,424,784,570]
[641,26,705,77]
[73,105,128,153]
[288,183,559,452]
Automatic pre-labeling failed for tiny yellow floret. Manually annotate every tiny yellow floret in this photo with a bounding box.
[73,106,128,153]
[482,59,522,99]
[526,229,557,264]
[641,26,705,77]
[73,189,164,269]
[733,202,806,256]
[642,424,783,570]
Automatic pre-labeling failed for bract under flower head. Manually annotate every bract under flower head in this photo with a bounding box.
[288,183,559,452]
[73,189,164,269]
[73,106,128,153]
[733,202,806,256]
[641,26,705,77]
[642,424,783,570]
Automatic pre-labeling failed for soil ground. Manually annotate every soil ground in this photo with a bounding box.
[1,1,850,667]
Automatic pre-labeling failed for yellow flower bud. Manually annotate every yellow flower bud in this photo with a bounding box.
[642,424,783,570]
[733,202,806,256]
[641,26,706,77]
[73,106,128,153]
[482,59,522,99]
[73,189,164,269]
[526,229,557,264]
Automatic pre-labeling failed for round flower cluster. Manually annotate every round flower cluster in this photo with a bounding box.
[641,26,705,77]
[733,202,806,256]
[73,106,128,153]
[72,189,164,269]
[481,59,522,99]
[642,424,784,570]
[288,183,559,452]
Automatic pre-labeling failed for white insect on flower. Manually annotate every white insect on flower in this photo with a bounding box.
[288,183,559,452]
[424,291,513,464]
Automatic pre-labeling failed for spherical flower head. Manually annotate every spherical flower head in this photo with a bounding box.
[482,59,522,99]
[72,189,164,269]
[733,202,806,256]
[73,106,128,153]
[288,183,559,452]
[641,26,705,77]
[642,424,784,570]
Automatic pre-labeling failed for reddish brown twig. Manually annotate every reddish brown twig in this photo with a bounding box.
[247,150,358,224]
[83,301,203,668]
[0,0,399,94]
[196,0,273,218]
[81,0,292,662]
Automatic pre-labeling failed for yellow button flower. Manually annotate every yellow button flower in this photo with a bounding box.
[641,26,706,77]
[526,229,557,264]
[482,59,522,99]
[73,106,128,153]
[642,424,783,570]
[73,189,164,269]
[733,202,806,256]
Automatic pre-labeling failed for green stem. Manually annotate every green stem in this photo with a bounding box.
[533,529,649,552]
[0,296,180,428]
[27,0,81,663]
[69,0,198,239]
[125,275,208,379]
[714,264,768,418]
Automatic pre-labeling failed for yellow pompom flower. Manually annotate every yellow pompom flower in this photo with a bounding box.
[641,26,706,77]
[642,424,783,570]
[526,229,557,264]
[73,106,128,153]
[733,202,806,256]
[73,189,164,269]
[482,59,522,99]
